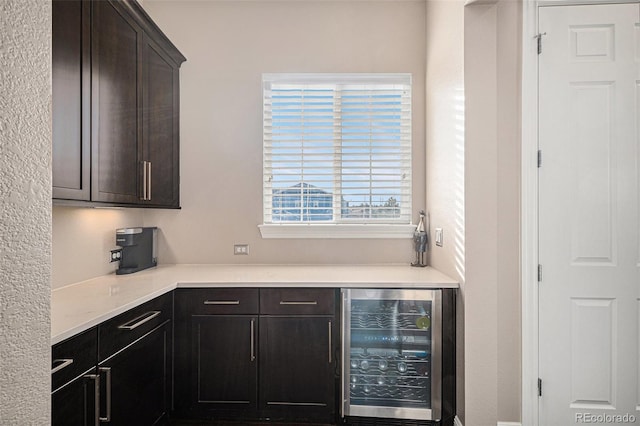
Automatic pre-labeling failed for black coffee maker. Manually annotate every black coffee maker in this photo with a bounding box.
[115,227,158,275]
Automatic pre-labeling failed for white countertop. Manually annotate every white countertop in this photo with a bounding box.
[51,264,458,345]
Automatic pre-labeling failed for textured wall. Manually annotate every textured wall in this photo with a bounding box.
[0,0,52,424]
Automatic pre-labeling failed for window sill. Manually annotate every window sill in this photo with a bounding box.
[258,223,415,239]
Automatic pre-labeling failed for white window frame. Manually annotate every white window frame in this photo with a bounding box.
[260,73,415,239]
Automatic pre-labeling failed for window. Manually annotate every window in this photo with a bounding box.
[260,73,413,238]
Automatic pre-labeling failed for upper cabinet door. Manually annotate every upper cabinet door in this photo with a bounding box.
[52,0,90,200]
[142,34,180,208]
[53,0,185,207]
[91,0,143,204]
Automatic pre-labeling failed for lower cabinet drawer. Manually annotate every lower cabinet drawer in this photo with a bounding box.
[260,288,336,315]
[98,292,172,362]
[177,288,259,315]
[52,327,97,392]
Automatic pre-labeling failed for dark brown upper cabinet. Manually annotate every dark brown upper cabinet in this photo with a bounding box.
[52,0,91,201]
[141,33,181,207]
[53,0,186,208]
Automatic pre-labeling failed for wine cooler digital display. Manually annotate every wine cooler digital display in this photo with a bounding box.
[341,289,442,422]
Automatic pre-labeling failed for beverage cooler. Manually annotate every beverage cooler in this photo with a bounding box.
[341,289,447,423]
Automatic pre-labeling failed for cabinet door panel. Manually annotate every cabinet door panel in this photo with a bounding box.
[91,0,142,204]
[192,316,258,410]
[259,317,334,411]
[52,0,90,200]
[52,374,98,426]
[143,36,179,207]
[99,323,170,425]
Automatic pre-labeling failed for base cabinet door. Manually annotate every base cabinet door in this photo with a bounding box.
[259,316,336,423]
[190,315,258,417]
[52,374,99,426]
[99,322,171,425]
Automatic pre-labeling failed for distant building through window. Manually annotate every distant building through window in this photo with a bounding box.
[272,183,333,222]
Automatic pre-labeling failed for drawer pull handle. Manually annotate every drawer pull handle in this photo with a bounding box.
[280,301,318,305]
[117,310,161,330]
[204,300,240,305]
[51,358,74,374]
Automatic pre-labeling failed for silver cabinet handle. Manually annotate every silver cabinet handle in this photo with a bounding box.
[117,310,161,330]
[204,300,240,305]
[328,321,332,364]
[147,161,152,201]
[51,358,74,374]
[99,367,111,422]
[250,319,256,362]
[140,161,148,201]
[84,373,100,426]
[279,301,318,305]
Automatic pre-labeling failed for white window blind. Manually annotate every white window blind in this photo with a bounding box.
[263,73,412,227]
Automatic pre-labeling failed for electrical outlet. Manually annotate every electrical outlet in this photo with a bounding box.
[110,249,122,263]
[435,228,443,247]
[234,244,249,255]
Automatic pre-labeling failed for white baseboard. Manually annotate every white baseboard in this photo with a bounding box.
[454,416,464,426]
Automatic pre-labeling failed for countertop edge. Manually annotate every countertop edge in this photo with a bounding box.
[51,264,459,345]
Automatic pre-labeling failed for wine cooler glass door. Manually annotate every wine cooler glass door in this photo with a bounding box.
[341,289,441,421]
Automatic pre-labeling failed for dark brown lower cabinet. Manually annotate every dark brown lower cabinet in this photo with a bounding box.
[52,294,173,425]
[173,288,337,424]
[190,316,258,417]
[260,316,336,423]
[52,374,99,426]
[98,322,171,425]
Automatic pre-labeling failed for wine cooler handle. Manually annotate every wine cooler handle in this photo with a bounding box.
[99,367,111,422]
[250,319,256,362]
[328,320,332,364]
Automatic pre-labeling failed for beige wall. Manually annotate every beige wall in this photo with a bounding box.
[0,0,52,422]
[464,0,522,424]
[51,0,428,288]
[52,207,144,288]
[425,0,466,422]
[496,0,522,422]
[139,0,427,266]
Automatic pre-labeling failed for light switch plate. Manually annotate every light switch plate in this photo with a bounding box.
[435,228,443,247]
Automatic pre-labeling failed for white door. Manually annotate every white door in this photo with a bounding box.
[539,3,640,426]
